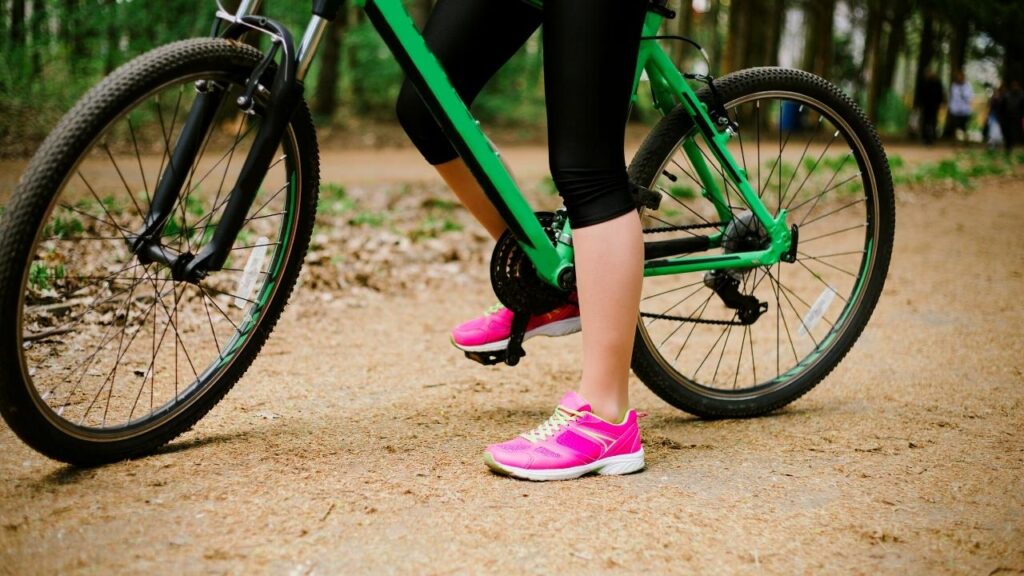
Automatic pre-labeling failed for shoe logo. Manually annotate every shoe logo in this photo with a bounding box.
[574,426,616,451]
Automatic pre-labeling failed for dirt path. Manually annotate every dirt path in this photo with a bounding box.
[1,155,1023,574]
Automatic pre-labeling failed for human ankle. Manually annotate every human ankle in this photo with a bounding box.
[582,397,628,424]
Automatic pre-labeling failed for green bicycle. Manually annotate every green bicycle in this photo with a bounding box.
[0,0,894,465]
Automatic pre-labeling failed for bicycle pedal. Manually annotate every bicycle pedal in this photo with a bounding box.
[463,341,528,367]
[464,349,510,366]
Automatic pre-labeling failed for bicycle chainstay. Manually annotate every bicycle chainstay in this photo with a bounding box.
[639,220,762,327]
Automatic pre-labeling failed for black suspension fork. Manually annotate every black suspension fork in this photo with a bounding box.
[131,16,302,283]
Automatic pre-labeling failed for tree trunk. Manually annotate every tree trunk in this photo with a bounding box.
[765,0,784,67]
[879,0,910,93]
[724,0,752,72]
[313,19,343,117]
[707,0,723,75]
[10,0,26,47]
[948,16,969,84]
[103,0,118,74]
[862,0,885,121]
[29,0,45,73]
[802,0,835,78]
[672,0,694,68]
[62,0,84,55]
[915,7,936,92]
[860,0,881,82]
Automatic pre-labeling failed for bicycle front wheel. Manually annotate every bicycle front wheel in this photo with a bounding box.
[629,67,895,418]
[0,39,319,465]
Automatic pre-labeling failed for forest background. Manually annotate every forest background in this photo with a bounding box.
[2,0,1023,157]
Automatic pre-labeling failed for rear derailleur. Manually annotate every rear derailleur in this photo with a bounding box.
[703,270,768,325]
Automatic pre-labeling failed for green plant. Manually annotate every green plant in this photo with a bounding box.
[422,197,460,211]
[668,185,697,199]
[409,215,463,241]
[45,215,85,240]
[349,210,387,228]
[28,262,65,291]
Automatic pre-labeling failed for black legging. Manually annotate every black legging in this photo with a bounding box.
[395,0,647,228]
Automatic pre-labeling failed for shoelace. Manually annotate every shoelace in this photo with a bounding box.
[520,406,581,443]
[485,303,505,315]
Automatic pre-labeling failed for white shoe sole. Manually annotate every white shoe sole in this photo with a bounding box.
[453,317,582,353]
[484,449,645,481]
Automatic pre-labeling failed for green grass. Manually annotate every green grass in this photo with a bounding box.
[349,210,387,228]
[321,182,347,200]
[319,182,356,215]
[28,262,65,291]
[408,215,463,241]
[44,214,85,240]
[421,197,460,211]
[893,151,1016,188]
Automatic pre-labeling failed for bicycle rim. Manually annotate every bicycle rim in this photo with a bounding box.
[16,71,302,440]
[638,90,881,399]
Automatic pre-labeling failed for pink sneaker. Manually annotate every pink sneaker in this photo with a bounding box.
[451,302,581,353]
[484,391,645,481]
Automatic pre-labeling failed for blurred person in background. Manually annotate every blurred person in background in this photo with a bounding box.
[985,84,1005,151]
[943,69,973,143]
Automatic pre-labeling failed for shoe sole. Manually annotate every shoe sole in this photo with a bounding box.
[452,317,582,353]
[483,449,645,481]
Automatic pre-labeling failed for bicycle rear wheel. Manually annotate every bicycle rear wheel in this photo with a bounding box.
[0,38,319,465]
[629,67,895,418]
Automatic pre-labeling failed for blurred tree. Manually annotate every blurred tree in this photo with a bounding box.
[313,4,346,117]
[801,0,835,78]
[670,0,694,69]
[9,0,23,48]
[724,0,783,71]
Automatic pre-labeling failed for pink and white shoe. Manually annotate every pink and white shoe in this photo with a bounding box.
[484,391,645,481]
[451,302,580,353]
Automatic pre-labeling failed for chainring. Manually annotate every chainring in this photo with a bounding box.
[490,212,570,315]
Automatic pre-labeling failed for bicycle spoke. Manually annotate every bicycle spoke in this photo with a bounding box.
[800,196,865,228]
[127,117,151,206]
[782,129,840,210]
[102,144,145,219]
[672,292,715,363]
[641,279,704,302]
[797,251,857,278]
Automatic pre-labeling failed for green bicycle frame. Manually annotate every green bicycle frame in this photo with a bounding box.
[356,0,792,286]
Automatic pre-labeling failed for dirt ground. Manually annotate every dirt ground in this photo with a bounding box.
[1,143,1023,575]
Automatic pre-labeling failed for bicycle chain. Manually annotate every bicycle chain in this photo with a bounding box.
[639,312,749,326]
[642,221,723,234]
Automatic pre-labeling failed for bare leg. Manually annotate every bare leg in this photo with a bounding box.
[434,157,507,241]
[574,210,644,423]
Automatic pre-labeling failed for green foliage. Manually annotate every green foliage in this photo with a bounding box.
[668,185,698,199]
[892,151,1017,188]
[341,21,404,118]
[421,197,460,211]
[319,182,355,215]
[876,91,910,136]
[3,0,1022,157]
[29,261,65,291]
[408,215,463,241]
[349,210,387,228]
[44,215,84,240]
